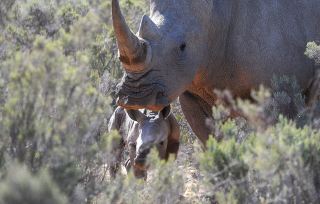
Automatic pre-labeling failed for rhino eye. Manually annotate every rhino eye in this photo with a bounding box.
[179,43,186,51]
[159,141,164,146]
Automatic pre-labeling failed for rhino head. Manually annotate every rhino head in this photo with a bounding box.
[126,106,171,177]
[112,0,212,111]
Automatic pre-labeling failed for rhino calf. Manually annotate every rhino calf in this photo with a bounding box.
[107,105,180,178]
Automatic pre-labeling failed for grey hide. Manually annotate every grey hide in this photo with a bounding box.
[107,106,180,178]
[112,0,320,145]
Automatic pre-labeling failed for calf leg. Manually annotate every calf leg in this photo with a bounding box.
[179,91,213,148]
[108,140,124,178]
[128,143,136,171]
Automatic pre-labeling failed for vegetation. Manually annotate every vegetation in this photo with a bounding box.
[200,85,320,203]
[0,0,319,203]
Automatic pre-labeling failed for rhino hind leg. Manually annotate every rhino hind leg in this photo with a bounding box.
[166,115,181,160]
[179,91,213,148]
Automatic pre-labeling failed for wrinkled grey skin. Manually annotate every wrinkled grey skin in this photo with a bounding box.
[112,0,320,145]
[108,106,180,178]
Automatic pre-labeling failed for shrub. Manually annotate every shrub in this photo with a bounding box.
[200,85,320,204]
[305,42,320,65]
[98,149,184,204]
[0,34,112,202]
[0,164,67,204]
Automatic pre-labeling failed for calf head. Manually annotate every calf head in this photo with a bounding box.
[126,106,171,177]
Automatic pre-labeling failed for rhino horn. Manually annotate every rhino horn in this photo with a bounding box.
[138,15,162,40]
[112,0,150,72]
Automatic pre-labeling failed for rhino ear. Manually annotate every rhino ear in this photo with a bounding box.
[160,105,171,120]
[126,109,147,122]
[138,15,162,40]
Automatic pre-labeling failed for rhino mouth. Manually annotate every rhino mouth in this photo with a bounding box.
[116,71,169,111]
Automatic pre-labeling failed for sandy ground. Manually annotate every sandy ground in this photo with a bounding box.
[176,141,214,203]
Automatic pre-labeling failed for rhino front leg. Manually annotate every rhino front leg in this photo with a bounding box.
[166,116,180,160]
[179,91,213,147]
[166,140,180,160]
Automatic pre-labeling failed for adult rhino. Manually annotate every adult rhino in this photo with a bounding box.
[112,0,320,145]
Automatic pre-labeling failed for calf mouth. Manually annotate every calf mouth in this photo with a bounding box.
[132,148,150,178]
[133,159,148,179]
[116,71,169,111]
[133,166,147,179]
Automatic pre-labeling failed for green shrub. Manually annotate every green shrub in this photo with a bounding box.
[0,34,112,202]
[98,149,184,204]
[200,85,320,203]
[0,164,67,204]
[305,42,320,65]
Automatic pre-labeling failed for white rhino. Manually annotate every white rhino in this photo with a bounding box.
[112,0,320,145]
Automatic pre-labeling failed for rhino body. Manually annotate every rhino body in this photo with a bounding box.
[107,106,180,178]
[112,0,320,145]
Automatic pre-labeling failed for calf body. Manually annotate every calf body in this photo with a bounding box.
[107,106,180,178]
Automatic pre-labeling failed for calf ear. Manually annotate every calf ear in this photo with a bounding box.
[126,109,146,122]
[161,105,171,120]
